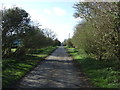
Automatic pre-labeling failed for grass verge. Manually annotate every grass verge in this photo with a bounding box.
[2,46,57,88]
[65,46,120,88]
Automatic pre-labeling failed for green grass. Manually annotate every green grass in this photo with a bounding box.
[11,48,16,52]
[2,46,57,88]
[66,46,120,88]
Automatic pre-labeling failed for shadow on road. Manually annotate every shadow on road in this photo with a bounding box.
[16,46,92,88]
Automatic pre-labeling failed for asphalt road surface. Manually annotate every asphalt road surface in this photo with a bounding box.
[17,46,92,88]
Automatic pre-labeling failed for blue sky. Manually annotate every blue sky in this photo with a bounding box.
[1,0,82,42]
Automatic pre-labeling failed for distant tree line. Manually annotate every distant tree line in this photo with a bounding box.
[64,2,119,67]
[1,7,61,58]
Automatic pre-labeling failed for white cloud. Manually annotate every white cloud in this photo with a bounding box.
[53,7,66,16]
[43,7,66,16]
[43,9,52,15]
[26,9,48,26]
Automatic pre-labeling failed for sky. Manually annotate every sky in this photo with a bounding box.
[0,0,82,42]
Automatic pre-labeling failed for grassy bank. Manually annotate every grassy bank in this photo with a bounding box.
[2,46,57,88]
[65,46,120,88]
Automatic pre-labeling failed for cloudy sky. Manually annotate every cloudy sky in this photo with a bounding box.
[0,0,82,42]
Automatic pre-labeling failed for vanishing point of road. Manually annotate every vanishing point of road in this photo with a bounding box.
[16,46,92,88]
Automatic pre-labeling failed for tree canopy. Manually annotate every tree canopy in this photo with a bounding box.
[2,7,60,58]
[65,2,119,67]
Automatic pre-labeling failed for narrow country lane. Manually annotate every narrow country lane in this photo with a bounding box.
[17,46,92,88]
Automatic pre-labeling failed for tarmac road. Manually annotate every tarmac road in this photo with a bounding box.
[17,46,92,88]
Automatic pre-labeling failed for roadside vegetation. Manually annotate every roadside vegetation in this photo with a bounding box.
[1,7,61,88]
[66,47,119,88]
[63,2,120,88]
[3,46,57,88]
